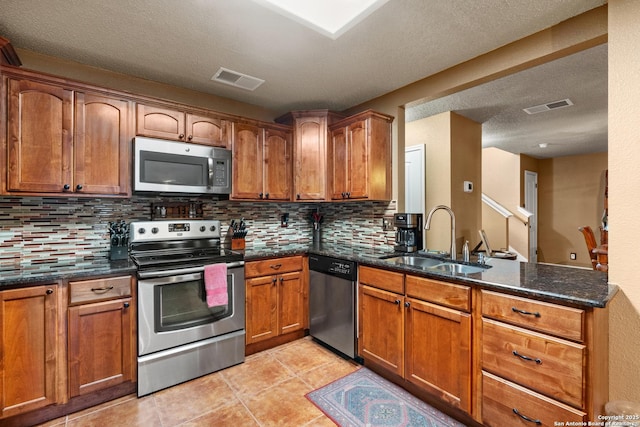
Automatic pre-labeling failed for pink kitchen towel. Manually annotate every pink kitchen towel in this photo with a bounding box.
[204,263,228,307]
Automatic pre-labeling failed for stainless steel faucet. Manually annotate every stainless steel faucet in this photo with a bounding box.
[425,205,456,260]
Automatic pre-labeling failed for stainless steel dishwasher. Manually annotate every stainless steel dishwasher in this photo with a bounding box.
[309,254,357,359]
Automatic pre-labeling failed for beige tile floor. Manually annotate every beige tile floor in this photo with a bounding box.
[38,337,360,427]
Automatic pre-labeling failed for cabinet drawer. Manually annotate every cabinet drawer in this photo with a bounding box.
[245,256,303,278]
[359,265,404,294]
[481,290,585,341]
[482,318,585,408]
[406,275,470,311]
[482,371,586,426]
[69,276,132,305]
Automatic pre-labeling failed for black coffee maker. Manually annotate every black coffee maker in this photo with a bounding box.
[394,213,423,252]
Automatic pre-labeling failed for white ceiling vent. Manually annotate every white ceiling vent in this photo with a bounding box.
[523,98,574,115]
[211,67,265,91]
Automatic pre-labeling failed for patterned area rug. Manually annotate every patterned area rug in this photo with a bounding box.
[306,368,466,427]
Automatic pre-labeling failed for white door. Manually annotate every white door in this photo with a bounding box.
[405,144,425,214]
[524,170,538,263]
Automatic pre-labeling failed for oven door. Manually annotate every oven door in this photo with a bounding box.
[138,265,244,356]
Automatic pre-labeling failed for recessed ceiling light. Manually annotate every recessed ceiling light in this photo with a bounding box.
[253,0,389,39]
[539,143,548,148]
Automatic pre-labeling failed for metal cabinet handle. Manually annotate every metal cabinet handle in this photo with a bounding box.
[279,277,284,282]
[46,288,54,295]
[265,193,269,199]
[272,278,277,285]
[404,301,411,308]
[179,133,185,139]
[270,264,282,270]
[296,194,301,200]
[123,302,130,309]
[91,286,114,294]
[76,184,83,191]
[187,135,193,141]
[512,350,542,364]
[394,299,401,305]
[512,408,541,425]
[63,184,71,191]
[259,192,264,199]
[511,307,541,317]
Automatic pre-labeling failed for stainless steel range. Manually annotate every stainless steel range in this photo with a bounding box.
[129,219,245,396]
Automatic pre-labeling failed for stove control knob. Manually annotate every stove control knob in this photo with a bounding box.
[210,225,216,232]
[200,226,206,232]
[151,227,159,234]
[137,227,146,235]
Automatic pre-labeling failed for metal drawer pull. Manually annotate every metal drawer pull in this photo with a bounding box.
[513,350,542,364]
[270,264,282,270]
[511,307,541,317]
[91,286,114,294]
[394,299,401,305]
[512,408,541,425]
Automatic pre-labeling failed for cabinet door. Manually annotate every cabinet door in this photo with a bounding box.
[186,113,230,147]
[405,298,472,413]
[136,104,185,140]
[246,275,278,344]
[6,78,73,193]
[329,126,349,200]
[75,92,131,195]
[68,298,134,397]
[278,271,305,335]
[263,127,292,201]
[293,115,327,200]
[231,123,264,200]
[345,119,369,199]
[358,284,404,376]
[0,285,58,418]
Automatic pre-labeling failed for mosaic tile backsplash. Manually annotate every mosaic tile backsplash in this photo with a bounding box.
[0,196,397,267]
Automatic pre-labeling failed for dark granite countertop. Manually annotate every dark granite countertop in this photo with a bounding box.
[244,242,616,309]
[1,243,616,309]
[0,258,137,289]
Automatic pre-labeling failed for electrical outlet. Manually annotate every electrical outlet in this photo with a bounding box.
[382,217,394,231]
[570,252,577,260]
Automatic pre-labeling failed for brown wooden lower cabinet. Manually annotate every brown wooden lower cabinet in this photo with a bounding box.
[245,256,308,353]
[0,285,59,418]
[358,267,472,414]
[358,267,609,423]
[68,276,135,398]
[68,298,134,397]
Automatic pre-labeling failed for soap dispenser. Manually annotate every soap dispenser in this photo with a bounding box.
[462,240,470,262]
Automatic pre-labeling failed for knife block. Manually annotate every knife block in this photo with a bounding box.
[231,238,246,250]
[109,246,128,261]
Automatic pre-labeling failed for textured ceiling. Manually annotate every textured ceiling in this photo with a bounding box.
[0,0,607,158]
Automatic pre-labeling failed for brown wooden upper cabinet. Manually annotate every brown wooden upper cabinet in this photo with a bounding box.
[136,103,231,148]
[4,73,132,197]
[231,122,291,201]
[276,110,346,201]
[329,110,394,201]
[277,109,393,202]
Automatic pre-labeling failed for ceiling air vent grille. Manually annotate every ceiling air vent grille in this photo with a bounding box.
[211,67,265,91]
[523,98,573,115]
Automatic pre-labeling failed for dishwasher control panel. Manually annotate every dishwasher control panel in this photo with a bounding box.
[329,261,353,276]
[309,255,357,281]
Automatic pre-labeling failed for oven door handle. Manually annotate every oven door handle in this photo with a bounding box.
[137,261,245,279]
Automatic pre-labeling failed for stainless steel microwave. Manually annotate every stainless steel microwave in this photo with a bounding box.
[133,137,231,195]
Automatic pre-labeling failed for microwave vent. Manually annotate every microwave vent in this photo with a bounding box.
[211,67,265,91]
[523,98,573,115]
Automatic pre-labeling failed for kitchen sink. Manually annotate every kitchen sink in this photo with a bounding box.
[381,254,489,275]
[382,255,442,269]
[430,262,488,274]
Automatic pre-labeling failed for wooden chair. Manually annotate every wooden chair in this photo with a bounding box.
[578,226,608,272]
